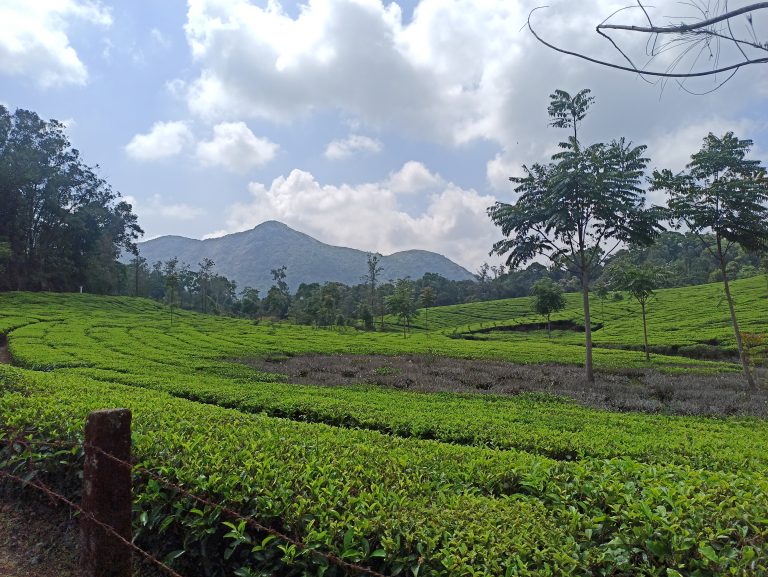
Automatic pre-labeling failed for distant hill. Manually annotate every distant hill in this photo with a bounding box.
[131,221,475,292]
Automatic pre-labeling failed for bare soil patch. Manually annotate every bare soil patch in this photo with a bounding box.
[240,353,768,417]
[0,491,78,577]
[0,487,164,577]
[0,335,11,365]
[467,319,602,333]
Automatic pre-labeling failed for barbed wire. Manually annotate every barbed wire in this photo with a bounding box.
[0,425,392,577]
[0,467,186,577]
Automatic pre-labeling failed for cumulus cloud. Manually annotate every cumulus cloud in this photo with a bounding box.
[181,0,763,181]
[124,194,204,221]
[0,0,111,88]
[647,117,759,174]
[217,162,499,269]
[182,0,524,142]
[324,134,383,160]
[125,121,193,161]
[386,161,443,194]
[644,117,764,205]
[196,122,279,171]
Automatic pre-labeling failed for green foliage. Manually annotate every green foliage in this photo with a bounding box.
[1,289,768,574]
[652,131,768,387]
[419,286,436,330]
[604,260,668,360]
[488,88,663,382]
[530,278,566,337]
[653,132,768,255]
[386,279,420,336]
[0,105,142,292]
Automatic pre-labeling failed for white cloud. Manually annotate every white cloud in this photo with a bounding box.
[648,117,759,174]
[182,0,525,141]
[386,161,443,194]
[645,117,763,205]
[196,122,279,171]
[324,134,383,160]
[0,0,111,88]
[124,194,204,221]
[125,121,193,161]
[181,0,764,181]
[218,162,499,269]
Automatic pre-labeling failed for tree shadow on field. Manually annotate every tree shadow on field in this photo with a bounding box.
[236,354,768,418]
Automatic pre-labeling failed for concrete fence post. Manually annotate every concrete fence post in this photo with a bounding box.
[81,408,132,577]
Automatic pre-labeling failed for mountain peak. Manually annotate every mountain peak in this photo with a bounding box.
[254,220,289,230]
[135,221,475,292]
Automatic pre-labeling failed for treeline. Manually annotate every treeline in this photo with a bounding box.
[0,107,142,292]
[119,229,768,330]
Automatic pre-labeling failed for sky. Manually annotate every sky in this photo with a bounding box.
[2,0,766,272]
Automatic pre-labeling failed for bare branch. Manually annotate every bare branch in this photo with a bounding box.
[527,3,768,83]
[597,2,768,34]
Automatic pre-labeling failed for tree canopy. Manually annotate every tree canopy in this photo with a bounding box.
[488,88,663,382]
[652,131,768,386]
[0,106,142,292]
[605,260,668,361]
[530,278,566,337]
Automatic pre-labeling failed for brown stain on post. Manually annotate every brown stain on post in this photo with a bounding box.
[80,408,132,577]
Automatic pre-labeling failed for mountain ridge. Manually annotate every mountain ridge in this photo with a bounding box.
[131,221,475,292]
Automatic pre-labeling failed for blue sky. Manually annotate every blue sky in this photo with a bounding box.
[2,0,766,270]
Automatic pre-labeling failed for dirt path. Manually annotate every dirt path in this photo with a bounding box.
[0,336,10,365]
[0,498,79,577]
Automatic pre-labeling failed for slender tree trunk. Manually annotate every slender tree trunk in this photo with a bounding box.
[720,256,755,387]
[547,314,551,338]
[581,270,595,383]
[641,300,650,362]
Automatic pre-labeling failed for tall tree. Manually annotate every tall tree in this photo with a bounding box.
[198,257,215,314]
[530,278,566,338]
[488,89,663,382]
[163,258,180,328]
[0,106,142,292]
[605,260,668,361]
[651,131,768,386]
[386,278,420,337]
[264,266,290,319]
[362,253,383,329]
[420,286,436,330]
[239,287,261,321]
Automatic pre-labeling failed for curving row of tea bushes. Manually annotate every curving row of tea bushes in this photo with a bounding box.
[1,364,767,576]
[60,364,767,473]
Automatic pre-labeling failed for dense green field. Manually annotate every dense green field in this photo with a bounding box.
[413,275,768,354]
[0,279,767,576]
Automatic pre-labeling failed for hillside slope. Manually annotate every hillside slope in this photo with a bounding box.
[133,221,475,291]
[412,274,768,355]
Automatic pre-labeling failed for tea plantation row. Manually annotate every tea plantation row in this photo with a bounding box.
[1,365,767,576]
[0,289,767,575]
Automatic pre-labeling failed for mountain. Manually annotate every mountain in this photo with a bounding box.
[131,221,476,292]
